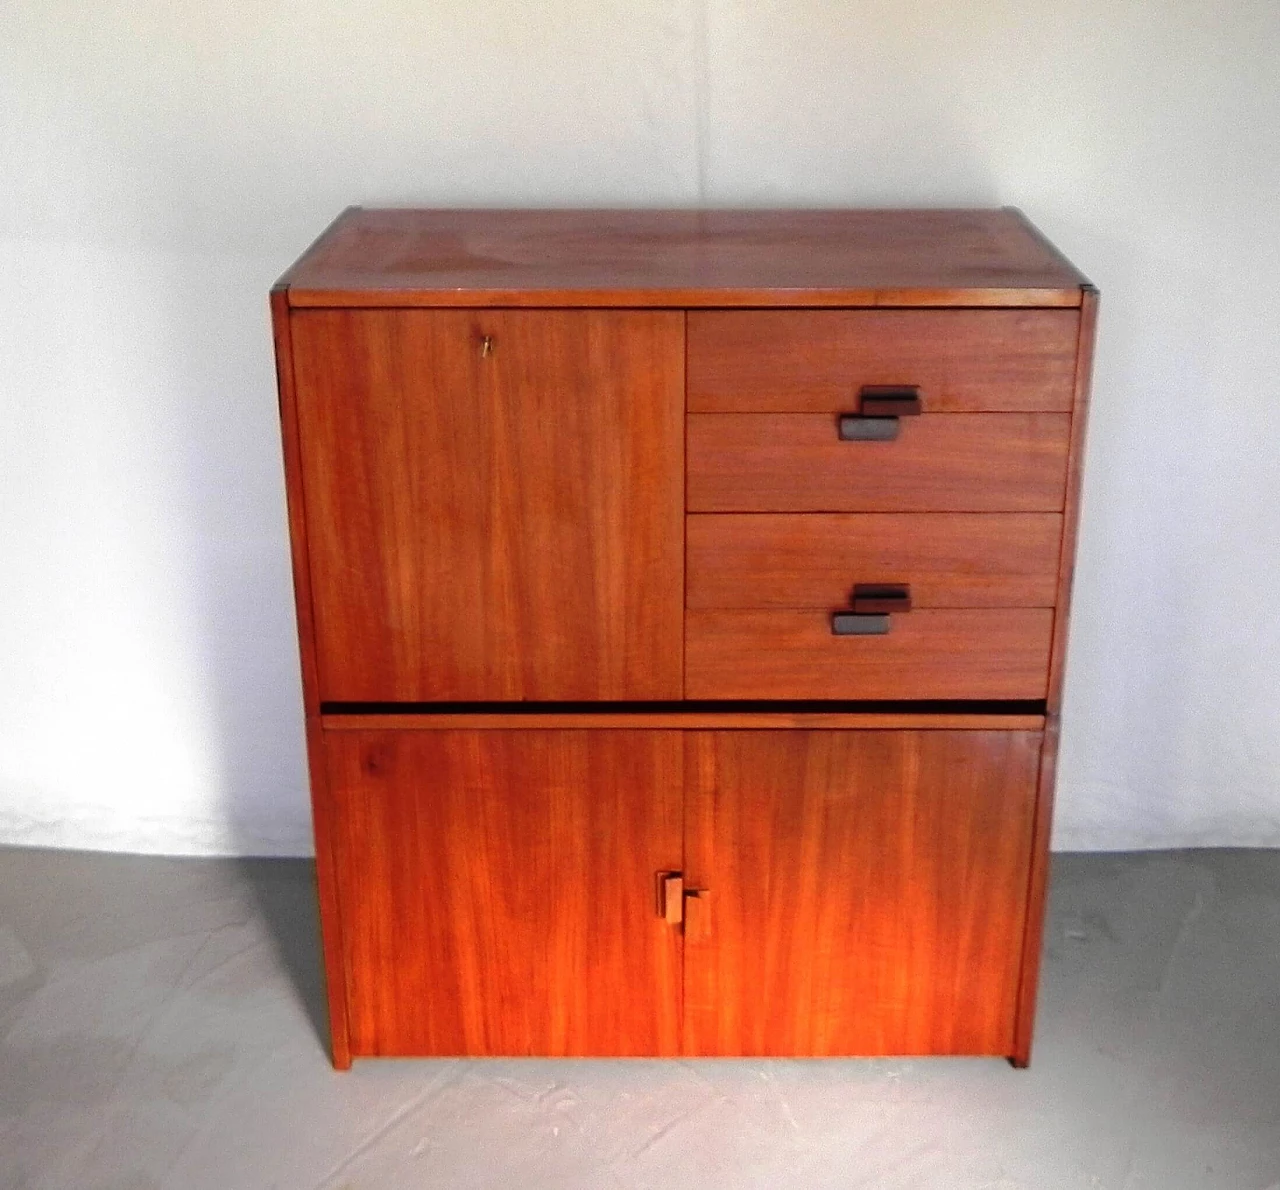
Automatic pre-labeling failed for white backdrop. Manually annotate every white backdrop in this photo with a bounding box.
[3,0,1278,856]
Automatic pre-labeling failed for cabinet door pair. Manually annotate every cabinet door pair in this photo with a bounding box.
[326,729,1040,1058]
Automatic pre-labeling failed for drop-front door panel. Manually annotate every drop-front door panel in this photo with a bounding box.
[291,309,685,702]
[682,730,1041,1056]
[327,729,685,1057]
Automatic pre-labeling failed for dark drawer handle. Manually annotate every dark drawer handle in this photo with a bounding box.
[831,612,890,636]
[860,386,922,416]
[832,583,911,635]
[852,582,912,614]
[838,416,898,441]
[838,386,922,441]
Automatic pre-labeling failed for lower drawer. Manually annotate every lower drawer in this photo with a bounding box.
[687,512,1063,609]
[686,607,1053,700]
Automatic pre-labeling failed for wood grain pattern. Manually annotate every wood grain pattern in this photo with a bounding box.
[291,309,684,702]
[686,608,1053,701]
[687,413,1070,512]
[687,513,1062,610]
[321,712,1047,732]
[682,730,1041,1056]
[269,287,352,1069]
[1012,286,1100,1067]
[279,208,1088,308]
[326,730,684,1057]
[688,309,1078,413]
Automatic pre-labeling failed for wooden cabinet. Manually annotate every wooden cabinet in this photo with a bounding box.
[271,208,1097,1069]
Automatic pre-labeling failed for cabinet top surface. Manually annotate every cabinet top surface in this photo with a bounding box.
[278,208,1090,309]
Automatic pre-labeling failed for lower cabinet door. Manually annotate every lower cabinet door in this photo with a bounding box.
[326,730,684,1057]
[682,730,1041,1057]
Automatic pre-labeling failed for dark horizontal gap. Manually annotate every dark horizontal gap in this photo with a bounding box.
[292,304,1078,314]
[322,698,1046,717]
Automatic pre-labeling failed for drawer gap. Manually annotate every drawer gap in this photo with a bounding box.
[321,698,1047,717]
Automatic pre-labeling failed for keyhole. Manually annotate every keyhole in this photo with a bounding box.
[480,335,494,358]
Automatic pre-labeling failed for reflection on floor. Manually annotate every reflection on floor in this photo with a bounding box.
[1,847,1278,1189]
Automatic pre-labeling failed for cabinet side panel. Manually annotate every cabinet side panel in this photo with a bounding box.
[1014,290,1099,1065]
[683,730,1040,1057]
[327,730,684,1057]
[270,289,351,1069]
[1045,295,1098,717]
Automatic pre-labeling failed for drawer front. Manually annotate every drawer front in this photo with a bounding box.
[688,412,1070,512]
[686,608,1053,700]
[688,309,1078,413]
[687,513,1062,610]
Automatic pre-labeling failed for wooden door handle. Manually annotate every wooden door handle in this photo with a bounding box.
[683,888,711,943]
[659,872,684,924]
[658,873,709,931]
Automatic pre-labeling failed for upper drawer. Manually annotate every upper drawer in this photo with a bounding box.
[687,412,1070,512]
[688,310,1078,413]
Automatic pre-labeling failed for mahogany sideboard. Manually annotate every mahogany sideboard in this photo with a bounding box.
[270,208,1096,1069]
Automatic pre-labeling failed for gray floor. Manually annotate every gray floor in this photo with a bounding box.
[0,849,1277,1190]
